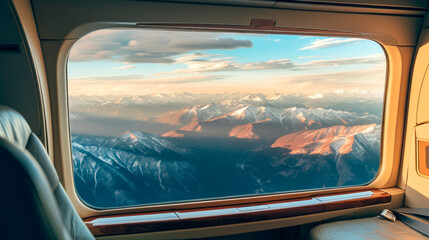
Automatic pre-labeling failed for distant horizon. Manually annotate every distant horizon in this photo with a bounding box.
[67,89,385,98]
[69,90,384,137]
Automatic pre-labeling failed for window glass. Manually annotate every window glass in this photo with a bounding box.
[68,29,385,208]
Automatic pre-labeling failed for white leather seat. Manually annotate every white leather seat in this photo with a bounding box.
[309,217,428,240]
[0,105,95,239]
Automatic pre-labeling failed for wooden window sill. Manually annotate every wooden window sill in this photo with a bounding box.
[84,189,390,237]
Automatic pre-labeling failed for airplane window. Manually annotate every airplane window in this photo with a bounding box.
[68,29,386,208]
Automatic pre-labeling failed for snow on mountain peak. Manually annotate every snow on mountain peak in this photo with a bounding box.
[128,132,138,141]
[231,106,249,119]
[200,104,210,110]
[117,130,130,137]
[157,101,381,140]
[252,96,263,102]
[297,112,306,122]
[267,94,282,100]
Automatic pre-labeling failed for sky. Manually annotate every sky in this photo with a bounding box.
[67,29,386,97]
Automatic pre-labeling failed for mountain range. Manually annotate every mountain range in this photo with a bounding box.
[70,92,382,125]
[159,104,380,140]
[71,93,382,208]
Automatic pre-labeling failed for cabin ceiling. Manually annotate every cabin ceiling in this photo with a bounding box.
[122,0,428,10]
[30,0,426,42]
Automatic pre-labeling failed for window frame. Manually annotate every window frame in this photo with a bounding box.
[66,25,388,210]
[43,1,415,221]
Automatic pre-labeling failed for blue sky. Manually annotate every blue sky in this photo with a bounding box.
[68,29,386,96]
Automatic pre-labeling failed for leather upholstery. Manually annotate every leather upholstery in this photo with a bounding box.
[0,105,32,147]
[309,217,428,240]
[0,105,94,240]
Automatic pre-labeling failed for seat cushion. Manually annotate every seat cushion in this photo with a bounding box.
[0,105,31,148]
[309,217,428,240]
[0,105,95,240]
[0,137,70,240]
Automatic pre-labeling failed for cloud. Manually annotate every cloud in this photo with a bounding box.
[154,51,383,77]
[298,56,321,59]
[150,75,225,84]
[308,93,324,99]
[165,53,383,74]
[69,75,144,81]
[242,59,294,70]
[265,38,281,42]
[298,54,384,68]
[114,65,135,69]
[169,53,239,74]
[300,38,363,50]
[69,30,252,64]
[271,65,385,95]
[334,89,344,94]
[279,65,385,87]
[163,54,295,74]
[68,74,225,96]
[70,74,223,84]
[350,88,369,94]
[174,37,252,50]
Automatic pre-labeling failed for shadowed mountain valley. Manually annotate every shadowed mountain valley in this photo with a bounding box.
[70,93,382,208]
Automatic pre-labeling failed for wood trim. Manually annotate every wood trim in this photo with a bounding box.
[84,189,390,237]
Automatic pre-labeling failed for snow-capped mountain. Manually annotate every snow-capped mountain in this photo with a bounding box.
[70,92,382,208]
[70,92,382,125]
[72,131,200,207]
[161,104,381,140]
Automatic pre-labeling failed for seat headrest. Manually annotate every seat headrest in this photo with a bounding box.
[0,105,32,148]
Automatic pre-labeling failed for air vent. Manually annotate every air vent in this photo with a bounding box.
[418,140,429,177]
[0,43,20,53]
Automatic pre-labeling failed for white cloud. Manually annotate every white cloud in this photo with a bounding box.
[308,93,324,99]
[300,38,363,50]
[128,40,138,46]
[276,64,386,93]
[298,56,321,59]
[242,59,294,70]
[285,66,384,83]
[68,74,225,96]
[69,29,253,63]
[69,75,144,81]
[334,89,344,94]
[298,54,384,68]
[169,53,238,74]
[265,38,281,42]
[350,88,369,94]
[157,52,384,76]
[165,54,295,74]
[114,65,135,69]
[150,75,225,84]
